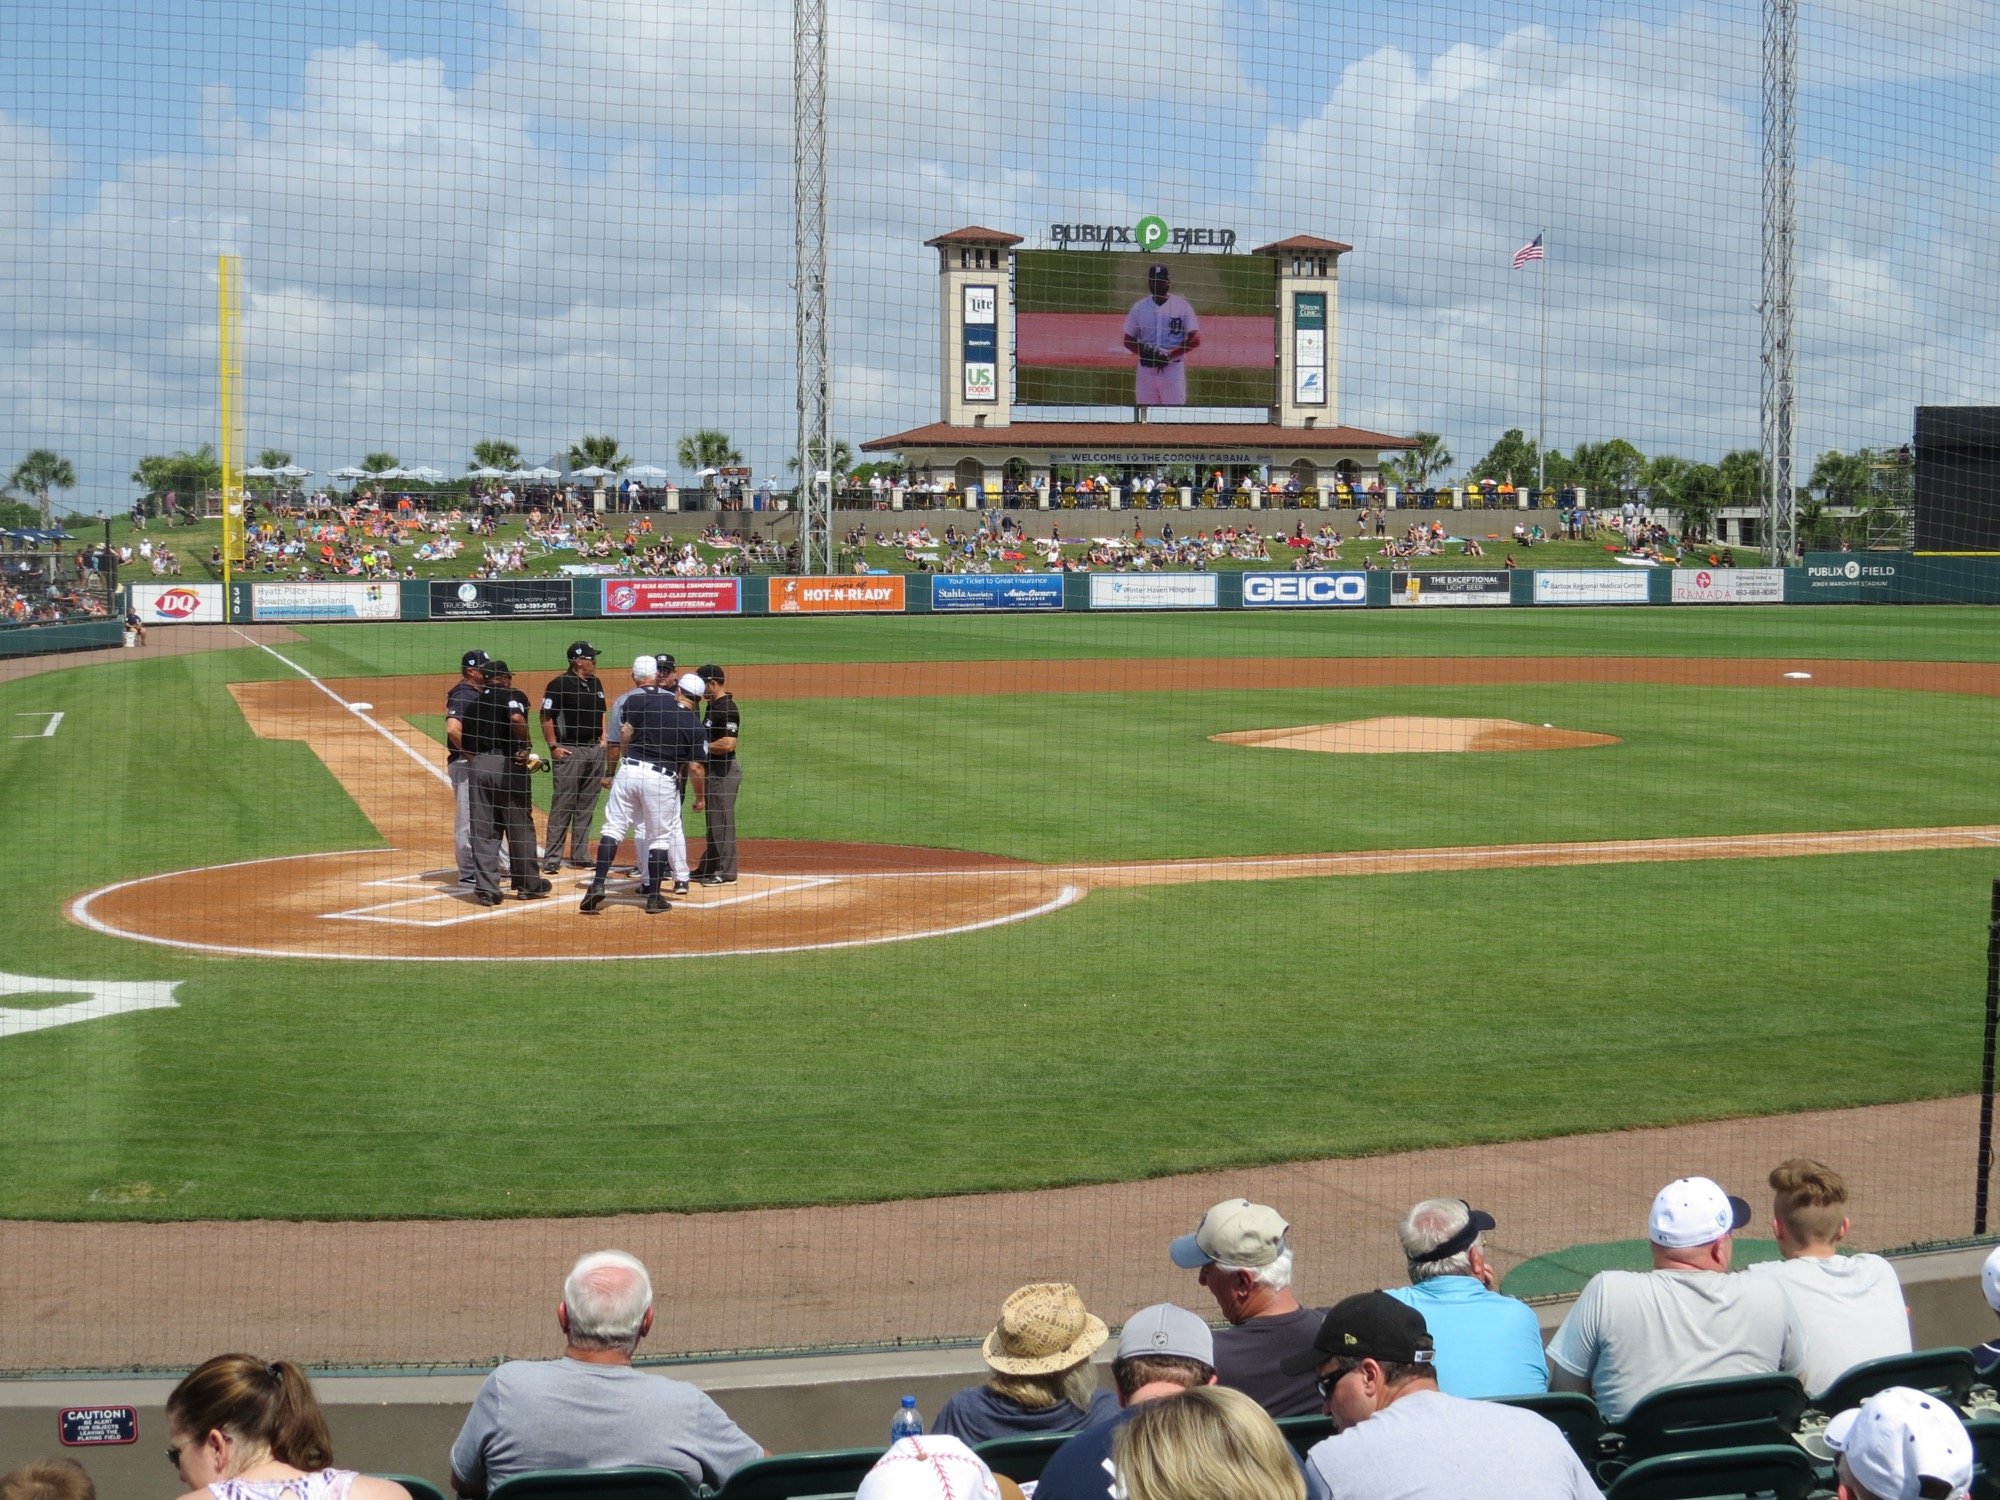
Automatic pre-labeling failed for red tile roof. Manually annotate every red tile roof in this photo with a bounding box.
[923,226,1025,248]
[1252,235,1354,255]
[862,421,1414,452]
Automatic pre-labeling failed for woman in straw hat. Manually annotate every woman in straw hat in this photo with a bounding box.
[1114,1387,1305,1500]
[932,1283,1120,1444]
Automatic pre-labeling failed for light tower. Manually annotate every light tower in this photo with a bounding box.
[1760,0,1798,564]
[793,0,833,572]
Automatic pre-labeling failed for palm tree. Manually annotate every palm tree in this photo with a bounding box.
[1384,432,1451,490]
[360,452,399,475]
[256,448,293,471]
[567,434,628,473]
[472,440,521,472]
[677,429,742,485]
[10,449,76,527]
[1810,449,1873,506]
[1718,449,1764,506]
[785,437,854,481]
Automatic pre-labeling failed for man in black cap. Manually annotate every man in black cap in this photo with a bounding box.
[692,664,739,885]
[450,660,552,906]
[540,641,608,873]
[1122,262,1201,407]
[445,648,491,886]
[1282,1292,1594,1498]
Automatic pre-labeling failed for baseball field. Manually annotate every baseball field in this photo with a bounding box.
[4,603,1998,1366]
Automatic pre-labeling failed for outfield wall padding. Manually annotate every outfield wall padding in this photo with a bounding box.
[0,620,124,657]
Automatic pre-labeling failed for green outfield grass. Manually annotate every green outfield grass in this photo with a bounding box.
[1,607,1995,1221]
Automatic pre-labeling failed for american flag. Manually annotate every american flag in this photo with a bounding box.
[1512,233,1545,270]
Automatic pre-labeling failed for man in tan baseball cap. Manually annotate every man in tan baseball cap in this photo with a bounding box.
[1170,1198,1326,1416]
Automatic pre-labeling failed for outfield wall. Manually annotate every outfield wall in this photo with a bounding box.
[127,554,2000,627]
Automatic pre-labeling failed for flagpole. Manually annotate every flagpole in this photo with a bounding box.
[1537,226,1548,495]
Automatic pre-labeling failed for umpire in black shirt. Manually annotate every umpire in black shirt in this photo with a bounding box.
[693,664,741,885]
[450,660,553,906]
[539,640,607,872]
[445,648,490,886]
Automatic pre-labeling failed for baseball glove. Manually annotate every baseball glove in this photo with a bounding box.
[1138,345,1172,369]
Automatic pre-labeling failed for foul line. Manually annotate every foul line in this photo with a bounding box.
[229,627,449,787]
[12,711,63,739]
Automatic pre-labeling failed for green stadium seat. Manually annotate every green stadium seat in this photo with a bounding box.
[1488,1390,1606,1468]
[1808,1347,1977,1415]
[1601,1443,1817,1500]
[1966,1415,2000,1500]
[375,1477,450,1500]
[1273,1413,1335,1459]
[973,1432,1074,1482]
[1612,1373,1807,1463]
[490,1468,704,1500]
[715,1448,885,1500]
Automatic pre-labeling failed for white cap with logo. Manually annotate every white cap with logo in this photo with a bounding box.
[1647,1176,1752,1249]
[1824,1386,1973,1500]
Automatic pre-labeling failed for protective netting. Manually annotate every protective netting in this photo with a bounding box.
[3,0,2000,1375]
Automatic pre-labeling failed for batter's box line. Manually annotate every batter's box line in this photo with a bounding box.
[320,873,829,926]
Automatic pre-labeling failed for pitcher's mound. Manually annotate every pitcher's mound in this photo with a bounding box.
[1212,716,1621,754]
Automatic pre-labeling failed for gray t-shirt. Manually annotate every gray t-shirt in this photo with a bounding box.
[449,1358,763,1495]
[1305,1388,1596,1499]
[1546,1268,1805,1424]
[1746,1253,1911,1396]
[1213,1306,1328,1417]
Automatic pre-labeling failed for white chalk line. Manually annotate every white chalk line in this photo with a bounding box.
[11,710,63,739]
[229,627,449,787]
[320,872,824,925]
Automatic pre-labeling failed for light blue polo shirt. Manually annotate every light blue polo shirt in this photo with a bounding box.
[1385,1277,1549,1398]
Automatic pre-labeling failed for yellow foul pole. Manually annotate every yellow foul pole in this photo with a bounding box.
[218,254,244,620]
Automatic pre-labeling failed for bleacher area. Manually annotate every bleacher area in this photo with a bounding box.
[347,1349,1996,1499]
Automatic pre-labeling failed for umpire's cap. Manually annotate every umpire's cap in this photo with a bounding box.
[566,640,599,661]
[696,663,724,685]
[481,659,513,677]
[461,649,492,671]
[654,653,676,676]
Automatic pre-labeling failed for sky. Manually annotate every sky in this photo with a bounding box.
[2,0,1997,509]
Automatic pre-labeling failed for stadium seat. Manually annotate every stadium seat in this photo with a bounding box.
[1600,1444,1817,1500]
[1489,1390,1606,1468]
[1611,1373,1807,1462]
[1808,1347,1977,1415]
[375,1478,450,1500]
[489,1468,704,1500]
[715,1448,885,1500]
[973,1432,1074,1482]
[1273,1413,1335,1459]
[1966,1415,2000,1500]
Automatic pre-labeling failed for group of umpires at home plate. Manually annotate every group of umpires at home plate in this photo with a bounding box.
[444,643,740,913]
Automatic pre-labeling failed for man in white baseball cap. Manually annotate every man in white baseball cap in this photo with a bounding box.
[1824,1386,1972,1500]
[1545,1175,1805,1423]
[1169,1198,1326,1416]
[1973,1245,2000,1378]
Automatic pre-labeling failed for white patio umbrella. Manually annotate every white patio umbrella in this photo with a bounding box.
[278,465,313,478]
[405,465,446,482]
[466,466,507,480]
[244,465,277,478]
[571,465,613,480]
[697,466,720,477]
[329,467,368,481]
[523,466,561,481]
[625,464,670,479]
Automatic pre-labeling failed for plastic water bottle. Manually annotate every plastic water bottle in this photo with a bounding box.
[890,1394,923,1444]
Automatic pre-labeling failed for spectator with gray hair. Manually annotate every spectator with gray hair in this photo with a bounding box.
[449,1250,764,1496]
[1170,1199,1326,1416]
[1382,1198,1547,1398]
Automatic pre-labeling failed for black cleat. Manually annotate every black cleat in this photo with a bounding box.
[540,859,561,875]
[517,881,553,899]
[579,884,607,914]
[672,881,691,896]
[474,890,504,907]
[645,890,670,914]
[697,873,727,886]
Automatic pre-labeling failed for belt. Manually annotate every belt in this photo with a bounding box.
[625,757,674,773]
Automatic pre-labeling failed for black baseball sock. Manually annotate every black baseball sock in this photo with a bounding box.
[647,850,669,894]
[590,835,618,886]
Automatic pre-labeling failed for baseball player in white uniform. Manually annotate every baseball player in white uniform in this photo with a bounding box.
[581,659,707,914]
[1123,261,1202,406]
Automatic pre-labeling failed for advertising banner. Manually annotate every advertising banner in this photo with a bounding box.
[1533,569,1651,605]
[768,576,907,614]
[1389,570,1512,607]
[427,579,575,619]
[1793,553,1904,601]
[1088,574,1219,610]
[601,578,742,616]
[1241,571,1367,608]
[930,575,1065,612]
[128,583,224,623]
[962,283,998,403]
[251,581,401,621]
[1671,567,1784,604]
[1293,292,1327,406]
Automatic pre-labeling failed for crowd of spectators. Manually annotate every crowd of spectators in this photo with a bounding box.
[14,1156,1977,1500]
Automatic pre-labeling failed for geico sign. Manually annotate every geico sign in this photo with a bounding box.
[1243,573,1366,606]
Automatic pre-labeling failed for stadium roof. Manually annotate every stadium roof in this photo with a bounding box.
[862,421,1415,452]
[924,226,1025,248]
[1252,234,1354,256]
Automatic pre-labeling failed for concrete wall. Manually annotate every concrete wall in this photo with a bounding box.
[7,1247,1993,1494]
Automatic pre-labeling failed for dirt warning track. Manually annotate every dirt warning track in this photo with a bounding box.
[62,655,2000,960]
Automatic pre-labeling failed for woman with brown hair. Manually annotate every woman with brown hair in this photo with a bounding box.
[931,1283,1118,1444]
[166,1354,410,1500]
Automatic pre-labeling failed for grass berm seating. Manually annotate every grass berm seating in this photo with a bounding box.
[1600,1444,1818,1500]
[715,1448,884,1500]
[489,1469,702,1500]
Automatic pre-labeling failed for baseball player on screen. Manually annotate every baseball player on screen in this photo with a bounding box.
[1123,261,1202,407]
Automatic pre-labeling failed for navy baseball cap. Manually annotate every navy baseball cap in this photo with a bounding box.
[462,649,491,670]
[567,640,599,661]
[655,653,676,675]
[481,659,512,676]
[1148,262,1170,278]
[696,663,724,684]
